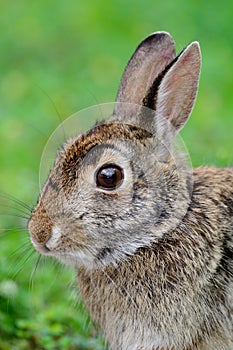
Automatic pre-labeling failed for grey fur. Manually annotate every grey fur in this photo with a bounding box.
[28,32,233,349]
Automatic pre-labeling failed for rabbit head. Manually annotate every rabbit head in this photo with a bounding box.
[28,32,201,270]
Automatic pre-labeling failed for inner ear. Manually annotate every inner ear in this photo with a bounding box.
[155,41,201,133]
[142,55,179,111]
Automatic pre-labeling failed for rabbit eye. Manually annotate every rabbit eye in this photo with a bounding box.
[96,164,124,190]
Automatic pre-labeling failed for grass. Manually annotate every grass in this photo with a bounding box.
[0,0,232,348]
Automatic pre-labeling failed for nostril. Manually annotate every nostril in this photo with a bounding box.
[33,228,50,245]
[41,244,51,253]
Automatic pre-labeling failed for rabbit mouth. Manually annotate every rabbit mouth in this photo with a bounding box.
[55,247,117,269]
[30,237,52,255]
[31,237,98,269]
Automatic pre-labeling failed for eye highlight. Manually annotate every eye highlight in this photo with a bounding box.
[96,164,124,190]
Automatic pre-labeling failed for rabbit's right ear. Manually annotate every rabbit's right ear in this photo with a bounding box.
[111,32,176,120]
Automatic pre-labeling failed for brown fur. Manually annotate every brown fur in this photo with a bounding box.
[28,32,232,349]
[77,167,233,350]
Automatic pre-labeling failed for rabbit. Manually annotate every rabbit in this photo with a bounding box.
[28,32,233,350]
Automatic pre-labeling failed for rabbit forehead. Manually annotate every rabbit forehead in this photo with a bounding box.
[40,122,152,201]
[60,122,152,163]
[54,123,152,184]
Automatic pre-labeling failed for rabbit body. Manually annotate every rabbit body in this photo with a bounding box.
[77,167,233,350]
[28,32,233,350]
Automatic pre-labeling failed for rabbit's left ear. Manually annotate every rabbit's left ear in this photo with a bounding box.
[154,41,201,133]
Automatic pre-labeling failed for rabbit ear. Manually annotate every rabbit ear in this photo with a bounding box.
[112,32,176,119]
[155,41,201,133]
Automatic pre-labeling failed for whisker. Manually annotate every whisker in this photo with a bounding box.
[0,192,33,212]
[11,249,36,280]
[0,227,27,232]
[1,204,32,217]
[0,213,30,220]
[0,225,28,238]
[10,241,32,259]
[34,83,67,143]
[29,254,42,291]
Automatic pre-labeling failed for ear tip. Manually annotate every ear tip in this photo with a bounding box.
[187,41,201,55]
[180,41,202,65]
[142,31,175,47]
[150,31,173,39]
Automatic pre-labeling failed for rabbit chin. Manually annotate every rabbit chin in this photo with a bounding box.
[55,244,140,270]
[54,248,123,270]
[56,250,100,270]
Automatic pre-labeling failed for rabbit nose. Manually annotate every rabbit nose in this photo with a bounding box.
[28,203,53,247]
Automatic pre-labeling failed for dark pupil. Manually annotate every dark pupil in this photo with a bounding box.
[101,168,117,184]
[97,166,123,189]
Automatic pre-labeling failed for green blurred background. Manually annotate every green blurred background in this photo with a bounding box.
[0,0,232,349]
